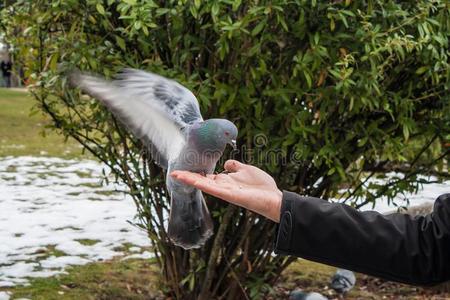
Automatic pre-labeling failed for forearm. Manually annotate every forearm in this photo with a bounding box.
[274,192,450,285]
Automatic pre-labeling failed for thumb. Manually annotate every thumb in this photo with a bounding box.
[224,160,246,173]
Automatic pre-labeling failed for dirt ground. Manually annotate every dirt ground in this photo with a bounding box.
[272,259,450,300]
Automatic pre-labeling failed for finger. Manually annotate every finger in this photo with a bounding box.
[171,171,206,186]
[172,171,224,190]
[224,160,247,173]
[193,179,231,197]
[214,173,230,181]
[170,170,202,180]
[171,170,216,181]
[171,171,235,203]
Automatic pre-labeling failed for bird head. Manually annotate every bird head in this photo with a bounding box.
[194,119,238,152]
[330,269,355,294]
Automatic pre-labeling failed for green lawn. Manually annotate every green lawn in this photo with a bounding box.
[4,257,446,300]
[0,88,84,158]
[2,258,162,300]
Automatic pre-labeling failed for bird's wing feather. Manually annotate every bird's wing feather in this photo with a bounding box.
[115,68,203,126]
[71,69,203,167]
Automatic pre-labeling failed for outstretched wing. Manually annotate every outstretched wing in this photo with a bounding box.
[115,69,203,126]
[71,69,204,168]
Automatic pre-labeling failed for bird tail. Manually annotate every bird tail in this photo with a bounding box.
[168,188,214,249]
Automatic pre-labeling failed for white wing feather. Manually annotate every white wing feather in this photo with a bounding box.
[73,71,202,166]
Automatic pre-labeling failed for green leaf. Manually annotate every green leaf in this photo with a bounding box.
[156,8,170,16]
[88,15,97,24]
[211,2,219,16]
[232,0,242,11]
[49,53,59,71]
[115,36,126,50]
[190,5,198,18]
[330,18,335,31]
[415,66,428,75]
[314,32,319,45]
[336,165,346,180]
[303,70,312,88]
[251,20,266,36]
[403,125,410,141]
[189,274,195,291]
[278,15,288,31]
[357,137,368,147]
[96,3,105,15]
[142,25,149,35]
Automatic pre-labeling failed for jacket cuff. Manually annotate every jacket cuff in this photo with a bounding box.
[274,191,296,255]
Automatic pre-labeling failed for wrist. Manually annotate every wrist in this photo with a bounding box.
[271,189,283,223]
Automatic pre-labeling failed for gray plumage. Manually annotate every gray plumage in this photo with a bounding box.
[330,269,356,294]
[289,290,328,300]
[70,68,238,249]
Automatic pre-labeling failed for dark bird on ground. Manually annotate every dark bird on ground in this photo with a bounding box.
[289,289,328,300]
[70,68,238,249]
[330,268,356,295]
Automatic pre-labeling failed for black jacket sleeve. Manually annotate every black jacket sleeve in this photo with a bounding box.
[274,191,450,286]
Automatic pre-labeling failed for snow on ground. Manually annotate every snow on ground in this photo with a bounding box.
[0,291,10,300]
[344,173,449,213]
[0,156,151,287]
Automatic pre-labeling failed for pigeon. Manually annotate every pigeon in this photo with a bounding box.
[289,289,328,300]
[330,269,356,295]
[70,68,238,249]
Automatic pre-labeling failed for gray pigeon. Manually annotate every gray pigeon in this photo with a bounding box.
[330,268,356,295]
[289,289,328,300]
[70,68,238,249]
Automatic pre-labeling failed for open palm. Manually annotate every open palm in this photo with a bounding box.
[170,160,282,222]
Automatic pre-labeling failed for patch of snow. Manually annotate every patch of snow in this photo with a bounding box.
[0,156,152,287]
[0,262,38,279]
[0,292,10,300]
[336,173,449,213]
[122,251,153,261]
[40,256,91,269]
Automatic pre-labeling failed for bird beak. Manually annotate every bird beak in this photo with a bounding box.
[229,139,237,150]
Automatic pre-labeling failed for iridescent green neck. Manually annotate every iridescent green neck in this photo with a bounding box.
[195,121,221,150]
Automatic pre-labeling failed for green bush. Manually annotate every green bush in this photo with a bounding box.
[2,0,449,298]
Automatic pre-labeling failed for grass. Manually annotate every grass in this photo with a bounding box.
[0,258,162,300]
[75,239,101,246]
[34,245,68,259]
[271,259,450,299]
[0,88,84,158]
[3,257,449,300]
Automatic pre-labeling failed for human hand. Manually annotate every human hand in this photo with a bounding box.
[170,160,283,222]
